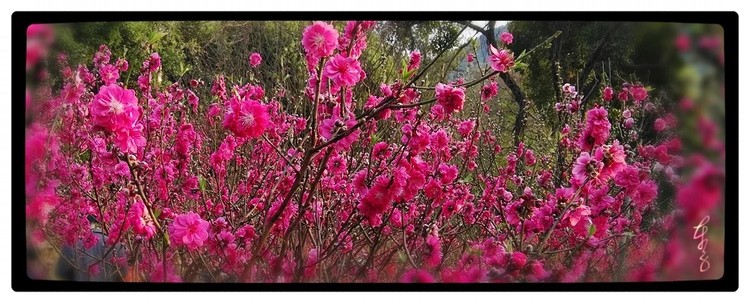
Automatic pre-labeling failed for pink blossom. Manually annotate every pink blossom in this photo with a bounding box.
[500,32,513,45]
[578,107,611,150]
[113,123,146,153]
[430,129,449,150]
[510,251,527,268]
[614,165,642,192]
[248,52,262,68]
[98,64,120,85]
[211,75,227,100]
[677,163,723,221]
[324,54,364,87]
[128,200,156,239]
[115,58,129,72]
[630,180,658,209]
[137,74,151,92]
[408,50,421,71]
[90,84,140,132]
[481,80,498,101]
[401,269,435,283]
[27,24,54,42]
[572,152,603,182]
[524,149,537,166]
[425,234,442,267]
[631,85,648,102]
[566,205,592,227]
[147,52,161,72]
[458,120,476,137]
[358,176,393,226]
[618,89,629,102]
[594,140,627,179]
[324,157,345,178]
[654,118,667,132]
[223,98,270,138]
[302,21,339,58]
[438,163,458,184]
[675,33,691,52]
[488,45,514,73]
[435,83,465,114]
[525,260,551,282]
[169,212,210,250]
[602,86,613,101]
[467,53,475,62]
[624,117,635,128]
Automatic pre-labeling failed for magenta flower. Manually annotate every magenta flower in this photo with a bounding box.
[458,120,476,137]
[424,234,442,267]
[127,200,156,239]
[223,98,270,138]
[435,83,465,114]
[302,21,339,58]
[631,85,648,102]
[595,140,627,179]
[602,86,613,101]
[438,164,458,184]
[408,50,421,71]
[615,165,642,191]
[147,52,161,72]
[617,89,629,102]
[675,33,691,52]
[324,54,363,87]
[358,176,393,226]
[481,80,499,101]
[654,118,667,132]
[248,52,262,68]
[566,205,592,227]
[526,261,551,282]
[624,117,635,128]
[578,107,611,150]
[467,53,475,62]
[510,251,527,268]
[500,32,514,45]
[401,269,435,283]
[115,58,129,72]
[169,212,209,250]
[113,122,146,154]
[98,64,120,85]
[90,84,140,133]
[677,163,723,221]
[631,180,658,209]
[488,45,514,73]
[319,117,337,141]
[572,152,603,182]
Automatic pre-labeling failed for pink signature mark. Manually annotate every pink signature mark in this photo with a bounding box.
[692,215,711,273]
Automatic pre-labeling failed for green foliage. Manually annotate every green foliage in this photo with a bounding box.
[54,21,217,86]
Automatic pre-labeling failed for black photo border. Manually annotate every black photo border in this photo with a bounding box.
[11,11,739,292]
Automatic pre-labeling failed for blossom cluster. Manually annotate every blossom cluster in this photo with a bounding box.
[25,21,725,283]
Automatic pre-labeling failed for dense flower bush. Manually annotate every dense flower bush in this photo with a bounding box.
[25,21,725,283]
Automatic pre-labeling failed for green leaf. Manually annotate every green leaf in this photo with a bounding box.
[199,175,207,193]
[403,68,417,81]
[513,62,529,72]
[153,209,162,220]
[515,49,528,62]
[588,223,597,237]
[148,31,168,45]
[79,149,92,162]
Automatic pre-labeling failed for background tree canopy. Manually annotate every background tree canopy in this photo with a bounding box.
[51,20,703,152]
